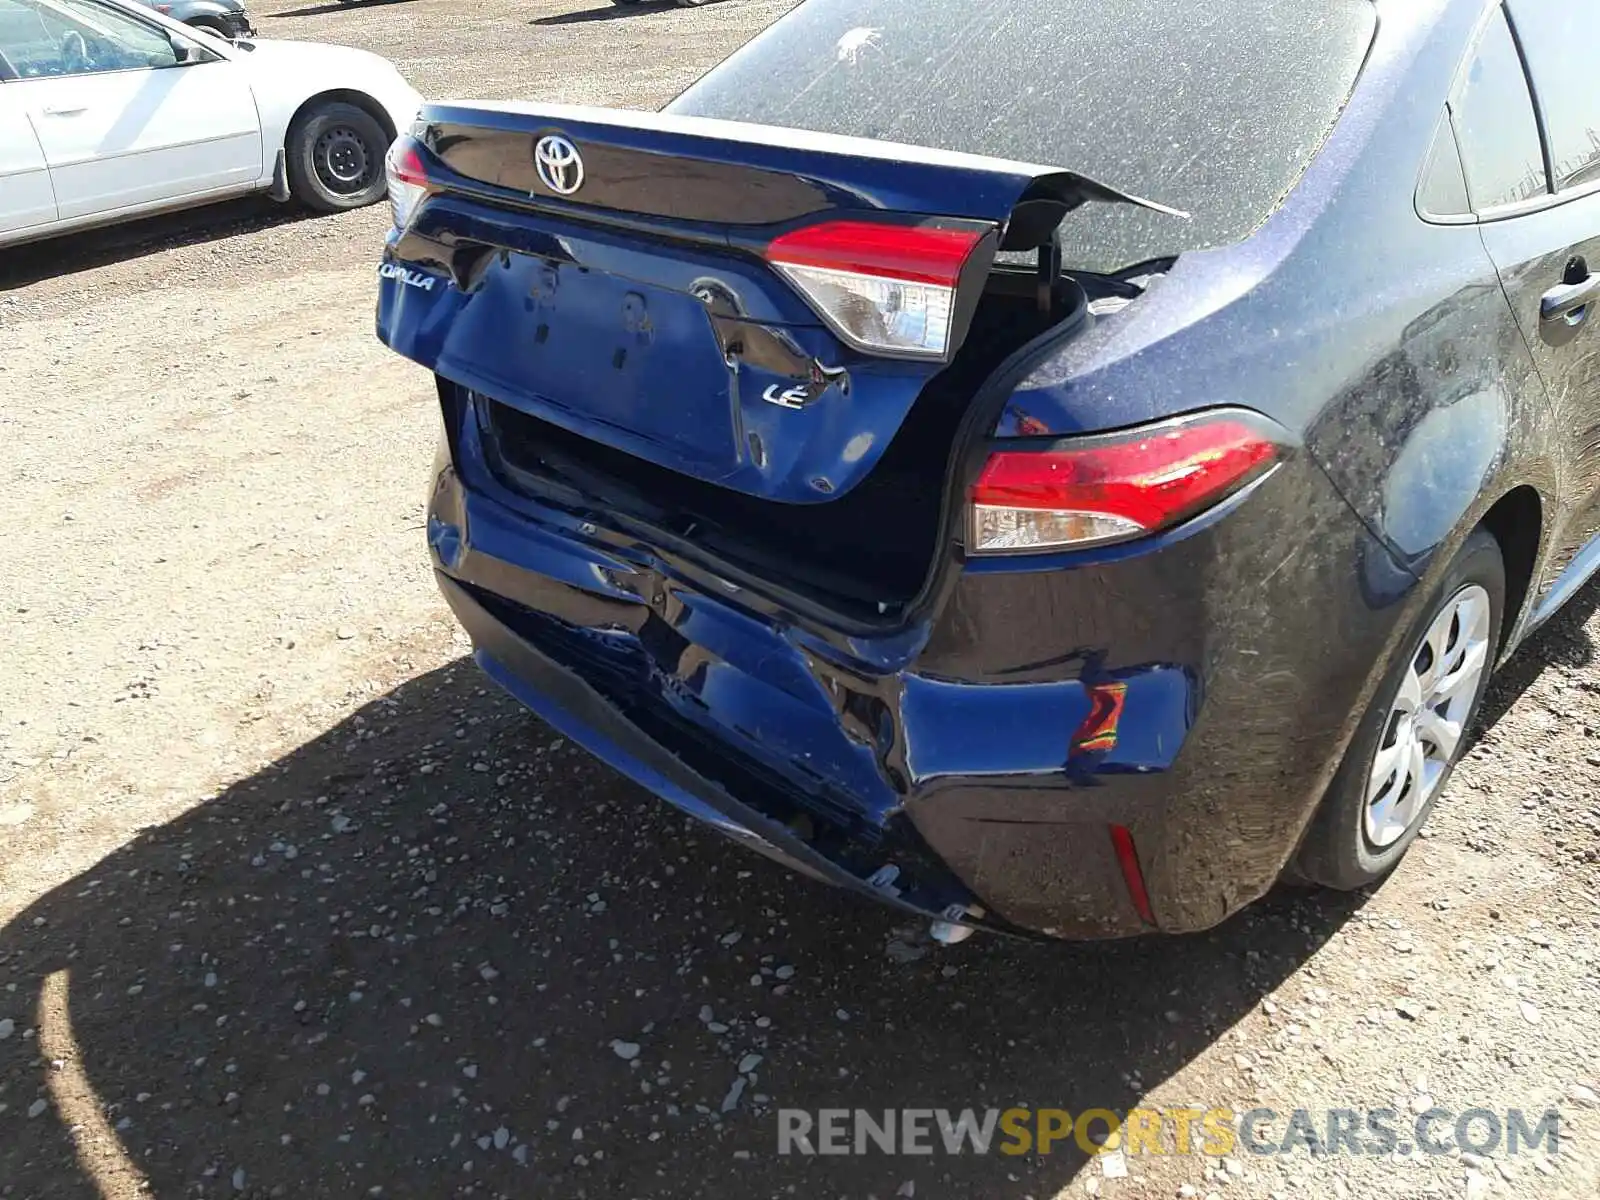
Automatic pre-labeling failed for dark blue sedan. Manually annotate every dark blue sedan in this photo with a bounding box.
[376,0,1600,939]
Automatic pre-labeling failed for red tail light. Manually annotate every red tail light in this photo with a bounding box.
[385,138,431,230]
[765,220,990,359]
[969,412,1280,554]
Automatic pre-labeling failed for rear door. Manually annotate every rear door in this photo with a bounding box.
[1471,2,1600,586]
[7,0,259,221]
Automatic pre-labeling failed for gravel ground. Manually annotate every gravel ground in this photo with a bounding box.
[2,2,1598,1198]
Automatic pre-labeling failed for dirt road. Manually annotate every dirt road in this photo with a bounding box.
[2,2,1598,1198]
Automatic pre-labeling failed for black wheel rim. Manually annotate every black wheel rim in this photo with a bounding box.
[313,126,375,195]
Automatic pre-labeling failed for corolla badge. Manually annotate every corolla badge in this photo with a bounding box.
[534,134,585,196]
[378,262,436,291]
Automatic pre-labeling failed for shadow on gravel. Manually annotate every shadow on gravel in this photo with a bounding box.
[269,0,419,17]
[532,2,701,25]
[0,198,314,291]
[0,659,1361,1200]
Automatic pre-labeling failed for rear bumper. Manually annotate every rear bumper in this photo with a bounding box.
[425,399,1419,939]
[437,570,1023,937]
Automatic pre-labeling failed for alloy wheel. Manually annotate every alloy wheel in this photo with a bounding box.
[1364,583,1491,848]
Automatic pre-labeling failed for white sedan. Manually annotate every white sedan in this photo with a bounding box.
[0,0,420,247]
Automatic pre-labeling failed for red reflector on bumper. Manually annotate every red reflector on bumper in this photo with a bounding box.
[1109,824,1156,927]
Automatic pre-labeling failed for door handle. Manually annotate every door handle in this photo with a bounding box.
[1541,274,1600,324]
[41,105,88,116]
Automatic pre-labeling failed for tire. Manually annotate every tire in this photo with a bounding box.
[188,17,227,34]
[1294,526,1504,891]
[285,101,389,214]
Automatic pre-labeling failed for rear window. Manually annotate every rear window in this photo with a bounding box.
[1506,1,1600,193]
[669,0,1376,272]
[1448,6,1547,213]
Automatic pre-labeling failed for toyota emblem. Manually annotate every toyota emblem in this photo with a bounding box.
[534,134,584,196]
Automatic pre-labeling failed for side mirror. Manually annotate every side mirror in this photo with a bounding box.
[175,27,226,61]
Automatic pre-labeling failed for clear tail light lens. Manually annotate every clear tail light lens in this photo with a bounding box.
[385,138,431,230]
[764,220,989,359]
[969,413,1280,554]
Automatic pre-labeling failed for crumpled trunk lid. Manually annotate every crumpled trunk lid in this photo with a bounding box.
[379,102,1177,506]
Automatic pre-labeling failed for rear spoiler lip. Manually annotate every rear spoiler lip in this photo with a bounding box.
[417,100,1191,223]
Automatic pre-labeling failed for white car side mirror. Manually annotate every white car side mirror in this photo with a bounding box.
[182,27,228,53]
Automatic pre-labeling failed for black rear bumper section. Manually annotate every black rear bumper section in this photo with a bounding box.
[436,572,1030,939]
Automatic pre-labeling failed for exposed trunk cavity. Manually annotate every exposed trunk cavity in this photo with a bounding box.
[480,271,1094,621]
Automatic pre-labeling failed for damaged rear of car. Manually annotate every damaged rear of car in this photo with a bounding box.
[376,0,1463,939]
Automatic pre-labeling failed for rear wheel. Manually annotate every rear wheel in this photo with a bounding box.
[1294,527,1503,890]
[285,101,389,213]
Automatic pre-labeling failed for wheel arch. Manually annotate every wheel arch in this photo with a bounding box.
[285,88,398,149]
[1477,484,1544,658]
